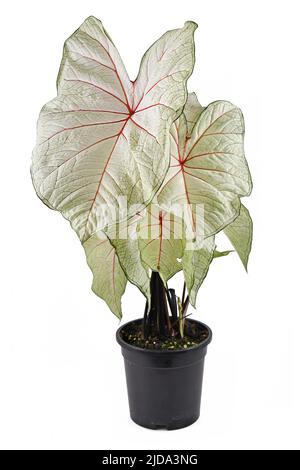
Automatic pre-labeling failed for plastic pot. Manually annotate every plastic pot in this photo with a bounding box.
[116,318,212,430]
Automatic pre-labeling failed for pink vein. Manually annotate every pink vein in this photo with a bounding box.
[82,119,129,239]
[136,70,184,111]
[183,166,230,174]
[170,153,179,166]
[185,151,235,163]
[184,169,220,184]
[68,50,115,71]
[134,103,170,114]
[144,74,172,96]
[130,118,158,142]
[108,56,130,110]
[45,109,129,116]
[42,133,120,181]
[186,109,236,157]
[163,169,182,186]
[147,208,160,221]
[64,79,128,108]
[42,118,128,144]
[79,30,131,111]
[96,40,131,111]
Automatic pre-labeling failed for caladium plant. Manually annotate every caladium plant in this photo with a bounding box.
[31,16,252,342]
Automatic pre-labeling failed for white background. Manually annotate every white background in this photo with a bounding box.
[0,0,299,450]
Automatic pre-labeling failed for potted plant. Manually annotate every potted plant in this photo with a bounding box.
[31,16,252,430]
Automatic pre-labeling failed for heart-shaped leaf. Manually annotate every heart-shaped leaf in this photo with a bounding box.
[31,16,197,242]
[158,100,252,240]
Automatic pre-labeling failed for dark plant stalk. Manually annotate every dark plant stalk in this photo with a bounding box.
[144,271,170,339]
[162,288,172,334]
[142,300,149,339]
[166,287,177,322]
[148,272,158,335]
[156,274,168,337]
[183,295,189,317]
[143,272,190,341]
[182,282,186,307]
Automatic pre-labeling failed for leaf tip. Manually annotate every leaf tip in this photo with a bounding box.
[190,296,196,309]
[84,15,100,23]
[82,15,105,33]
[184,20,198,31]
[243,260,249,273]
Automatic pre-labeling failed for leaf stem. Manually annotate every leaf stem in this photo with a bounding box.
[182,282,186,306]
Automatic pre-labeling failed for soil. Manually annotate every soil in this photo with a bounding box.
[120,319,209,351]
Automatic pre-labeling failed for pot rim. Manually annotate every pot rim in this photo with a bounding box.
[116,317,212,354]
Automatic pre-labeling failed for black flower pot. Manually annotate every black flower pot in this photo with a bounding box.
[116,318,212,430]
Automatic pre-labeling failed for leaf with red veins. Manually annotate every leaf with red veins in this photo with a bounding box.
[133,21,197,113]
[158,100,252,240]
[32,16,197,244]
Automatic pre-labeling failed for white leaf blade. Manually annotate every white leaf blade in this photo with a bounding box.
[57,16,132,108]
[134,21,197,113]
[158,100,252,240]
[31,17,197,243]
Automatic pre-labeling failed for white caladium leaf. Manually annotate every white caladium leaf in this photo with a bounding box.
[182,236,216,307]
[83,232,126,318]
[31,16,197,243]
[158,100,252,240]
[105,214,151,301]
[137,207,185,283]
[224,203,253,270]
